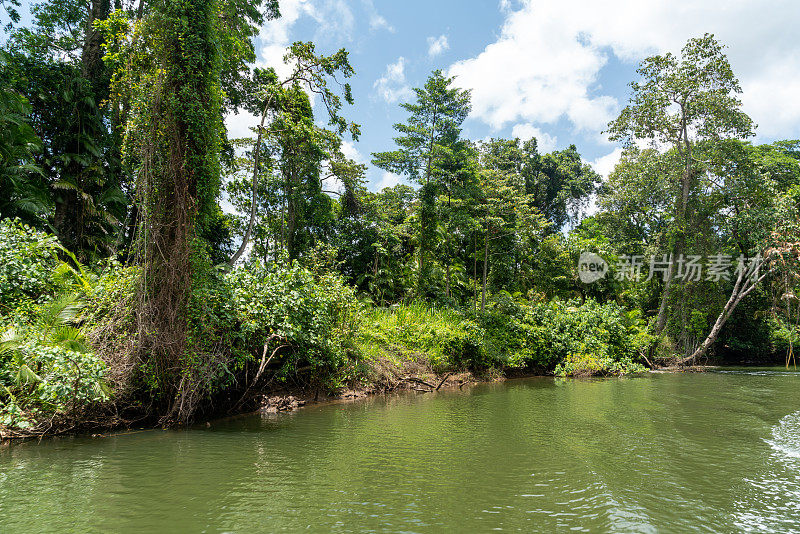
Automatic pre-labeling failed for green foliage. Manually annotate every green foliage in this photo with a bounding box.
[358,302,483,370]
[0,54,46,224]
[226,40,362,267]
[526,300,651,374]
[607,33,754,149]
[0,260,110,430]
[227,262,361,387]
[0,341,109,429]
[2,22,800,436]
[0,218,60,313]
[372,70,472,297]
[358,298,651,377]
[555,352,646,378]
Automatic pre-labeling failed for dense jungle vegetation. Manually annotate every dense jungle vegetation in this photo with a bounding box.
[2,0,800,436]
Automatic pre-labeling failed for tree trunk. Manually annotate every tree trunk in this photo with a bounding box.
[445,188,451,299]
[677,265,769,365]
[655,110,693,335]
[81,0,110,85]
[473,231,477,313]
[445,258,451,299]
[481,224,489,314]
[286,174,297,260]
[228,95,275,268]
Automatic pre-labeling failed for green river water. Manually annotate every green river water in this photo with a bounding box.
[2,368,800,532]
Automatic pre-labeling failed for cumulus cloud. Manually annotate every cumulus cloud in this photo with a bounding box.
[374,57,414,104]
[511,123,557,152]
[373,171,403,191]
[590,147,624,179]
[258,0,314,79]
[340,140,366,164]
[225,111,259,141]
[427,35,449,58]
[448,0,800,140]
[582,147,624,217]
[258,0,357,79]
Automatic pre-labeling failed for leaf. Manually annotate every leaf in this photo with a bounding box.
[15,364,41,385]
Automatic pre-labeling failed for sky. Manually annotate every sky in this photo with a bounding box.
[6,0,800,191]
[221,0,800,193]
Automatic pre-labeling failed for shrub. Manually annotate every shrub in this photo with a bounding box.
[227,262,362,388]
[0,218,59,314]
[554,352,646,377]
[0,342,109,429]
[1,294,110,430]
[357,302,489,371]
[527,299,650,376]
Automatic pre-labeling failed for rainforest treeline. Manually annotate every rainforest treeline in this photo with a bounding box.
[2,0,800,435]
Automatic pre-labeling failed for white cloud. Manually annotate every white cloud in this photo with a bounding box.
[511,123,557,152]
[340,140,366,164]
[374,57,414,104]
[362,0,394,32]
[590,147,624,179]
[225,111,259,141]
[258,0,357,79]
[583,147,624,217]
[258,0,314,79]
[740,58,800,139]
[448,0,800,140]
[373,171,402,191]
[427,35,449,58]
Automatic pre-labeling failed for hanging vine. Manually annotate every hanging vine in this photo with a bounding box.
[105,0,225,422]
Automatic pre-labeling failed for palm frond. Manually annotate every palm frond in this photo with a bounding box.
[0,327,22,357]
[37,293,84,331]
[52,326,88,353]
[15,363,41,386]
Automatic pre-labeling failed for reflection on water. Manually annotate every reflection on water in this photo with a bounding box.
[1,368,800,533]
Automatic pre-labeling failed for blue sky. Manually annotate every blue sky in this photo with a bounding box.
[227,0,800,192]
[7,0,800,192]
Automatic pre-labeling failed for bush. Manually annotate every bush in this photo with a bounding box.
[227,262,362,388]
[528,300,650,376]
[0,218,59,314]
[0,342,109,429]
[358,297,652,376]
[1,292,111,431]
[554,352,646,377]
[0,222,113,432]
[357,303,488,371]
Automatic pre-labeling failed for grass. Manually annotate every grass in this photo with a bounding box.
[356,302,476,370]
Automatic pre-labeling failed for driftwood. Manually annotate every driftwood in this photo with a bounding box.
[435,373,451,391]
[399,377,436,389]
[231,335,289,412]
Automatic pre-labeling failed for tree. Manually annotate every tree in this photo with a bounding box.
[479,138,599,231]
[372,70,471,291]
[0,53,46,224]
[607,34,754,338]
[677,140,800,363]
[228,42,360,267]
[475,165,548,313]
[110,0,227,421]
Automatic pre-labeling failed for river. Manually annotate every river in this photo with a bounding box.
[2,368,800,532]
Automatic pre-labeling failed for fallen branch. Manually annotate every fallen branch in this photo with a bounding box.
[400,377,435,389]
[435,373,451,391]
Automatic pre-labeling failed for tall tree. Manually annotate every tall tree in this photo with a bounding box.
[0,53,46,224]
[607,34,754,336]
[228,42,359,267]
[111,0,227,421]
[372,69,471,291]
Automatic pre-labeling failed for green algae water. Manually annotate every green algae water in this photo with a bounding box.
[2,368,800,532]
